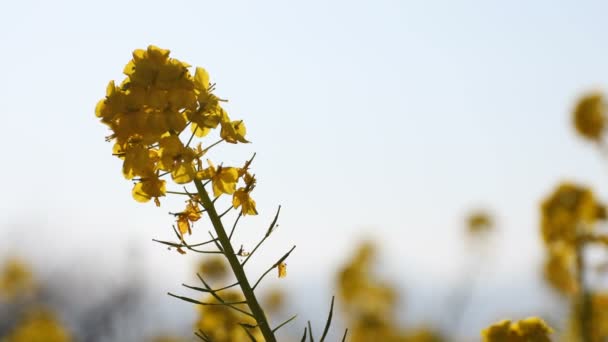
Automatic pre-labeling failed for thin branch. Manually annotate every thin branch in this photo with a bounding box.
[152,237,217,249]
[240,324,258,342]
[229,213,243,241]
[167,293,245,306]
[319,296,335,342]
[195,329,212,342]
[272,314,298,333]
[341,329,348,342]
[166,190,192,196]
[253,245,297,290]
[242,206,282,267]
[182,281,238,294]
[208,231,224,253]
[308,321,314,342]
[300,327,308,342]
[168,292,254,318]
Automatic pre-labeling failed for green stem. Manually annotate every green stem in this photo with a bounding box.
[193,178,276,342]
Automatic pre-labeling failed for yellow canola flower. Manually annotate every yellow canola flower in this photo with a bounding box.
[543,244,578,295]
[466,211,493,234]
[158,135,198,184]
[278,262,287,278]
[195,291,262,342]
[573,92,606,141]
[6,309,72,342]
[176,200,202,236]
[481,317,552,342]
[541,182,599,244]
[0,258,35,300]
[196,160,239,197]
[198,256,228,280]
[232,188,258,215]
[122,140,159,180]
[132,173,166,206]
[220,119,249,144]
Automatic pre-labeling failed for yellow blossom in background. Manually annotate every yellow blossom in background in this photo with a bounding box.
[262,288,286,314]
[540,182,599,244]
[0,258,35,300]
[5,309,72,342]
[573,93,606,141]
[194,291,262,342]
[402,329,446,342]
[148,336,188,342]
[543,244,578,295]
[481,317,552,342]
[337,242,445,342]
[564,292,608,342]
[198,256,228,280]
[466,211,493,234]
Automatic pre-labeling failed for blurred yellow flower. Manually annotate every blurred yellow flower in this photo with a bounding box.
[0,258,35,300]
[195,291,262,342]
[198,256,228,280]
[543,244,578,295]
[466,211,493,234]
[5,309,71,342]
[481,317,552,342]
[262,287,286,314]
[541,182,598,244]
[573,92,606,141]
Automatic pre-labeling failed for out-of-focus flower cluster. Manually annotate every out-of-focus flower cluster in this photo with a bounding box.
[562,292,608,342]
[481,317,552,342]
[3,309,72,342]
[194,290,262,342]
[466,211,493,235]
[540,183,606,295]
[573,93,606,142]
[337,242,444,342]
[0,258,35,300]
[0,259,72,342]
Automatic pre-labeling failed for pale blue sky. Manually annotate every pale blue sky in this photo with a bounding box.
[1,0,608,338]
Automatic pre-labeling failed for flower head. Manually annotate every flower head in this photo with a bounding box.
[573,92,606,141]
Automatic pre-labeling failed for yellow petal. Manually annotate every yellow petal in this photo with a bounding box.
[194,67,210,92]
[177,216,191,236]
[278,262,287,278]
[132,182,151,203]
[172,163,194,184]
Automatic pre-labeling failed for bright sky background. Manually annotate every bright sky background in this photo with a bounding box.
[1,0,608,339]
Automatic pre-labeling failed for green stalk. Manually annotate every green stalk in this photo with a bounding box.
[193,178,276,342]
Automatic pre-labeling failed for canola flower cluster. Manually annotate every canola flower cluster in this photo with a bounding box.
[573,93,606,142]
[481,318,552,342]
[0,259,34,300]
[337,243,444,342]
[2,309,72,342]
[0,260,72,342]
[541,183,606,296]
[95,45,257,237]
